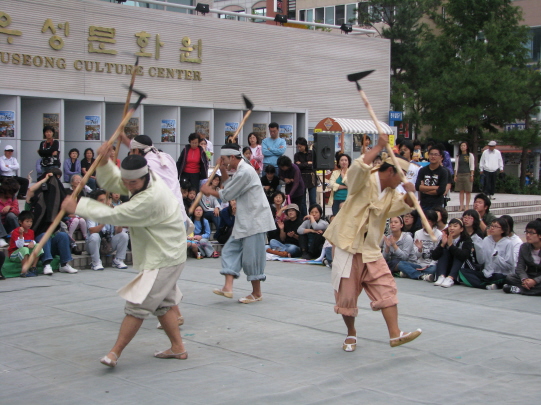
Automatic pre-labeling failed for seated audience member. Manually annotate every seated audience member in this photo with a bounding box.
[277,155,306,214]
[267,191,286,241]
[267,203,303,258]
[243,146,261,175]
[504,219,541,295]
[184,187,196,215]
[402,210,420,238]
[397,210,442,280]
[199,190,221,231]
[0,145,29,199]
[462,209,485,241]
[214,200,236,245]
[63,148,81,183]
[261,164,280,205]
[381,216,416,273]
[430,218,473,287]
[80,147,97,190]
[316,215,335,268]
[109,192,122,207]
[66,174,92,198]
[0,178,20,247]
[8,211,44,277]
[64,174,90,253]
[433,206,448,231]
[473,193,496,235]
[187,206,218,258]
[27,171,77,275]
[85,190,130,271]
[459,217,514,290]
[298,204,329,260]
[501,214,522,263]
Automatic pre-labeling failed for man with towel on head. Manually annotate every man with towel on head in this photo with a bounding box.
[201,144,275,304]
[62,143,188,367]
[324,132,422,353]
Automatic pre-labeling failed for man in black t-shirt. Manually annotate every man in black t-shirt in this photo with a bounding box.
[267,203,303,257]
[415,144,449,211]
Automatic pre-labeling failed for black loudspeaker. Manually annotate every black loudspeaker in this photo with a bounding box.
[313,133,335,170]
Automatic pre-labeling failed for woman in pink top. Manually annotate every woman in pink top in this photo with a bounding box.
[0,178,20,247]
[248,133,263,173]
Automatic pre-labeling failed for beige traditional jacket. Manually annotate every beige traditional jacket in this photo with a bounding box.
[324,158,411,263]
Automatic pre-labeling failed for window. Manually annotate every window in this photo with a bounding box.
[299,10,305,21]
[325,6,334,25]
[346,4,356,24]
[529,27,541,62]
[315,7,324,23]
[335,5,345,25]
[252,7,267,23]
[167,0,193,13]
[306,9,313,22]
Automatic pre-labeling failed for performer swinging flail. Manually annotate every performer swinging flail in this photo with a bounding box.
[62,143,188,367]
[323,132,422,352]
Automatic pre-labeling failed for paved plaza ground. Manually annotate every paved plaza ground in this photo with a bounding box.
[1,253,541,404]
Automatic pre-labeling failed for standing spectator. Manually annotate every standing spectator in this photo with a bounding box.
[63,148,81,183]
[381,216,416,273]
[479,140,503,200]
[0,178,20,247]
[0,145,29,199]
[261,165,280,205]
[38,125,60,172]
[200,138,212,162]
[504,219,541,295]
[277,155,305,215]
[396,140,421,198]
[267,203,303,258]
[328,154,351,216]
[454,141,475,211]
[261,122,286,173]
[85,190,130,271]
[473,193,496,235]
[243,147,261,175]
[298,204,329,260]
[295,137,317,212]
[415,144,449,211]
[177,133,208,193]
[412,140,423,162]
[247,132,263,172]
[81,148,97,190]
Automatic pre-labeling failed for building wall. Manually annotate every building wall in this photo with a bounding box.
[0,0,390,176]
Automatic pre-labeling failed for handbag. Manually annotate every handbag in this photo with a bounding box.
[100,235,113,255]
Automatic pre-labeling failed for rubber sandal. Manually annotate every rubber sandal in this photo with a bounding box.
[213,288,233,298]
[390,329,422,347]
[342,336,357,352]
[100,352,118,368]
[157,316,184,329]
[212,251,220,258]
[238,294,262,304]
[154,349,188,360]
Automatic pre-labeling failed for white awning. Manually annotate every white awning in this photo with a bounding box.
[315,117,394,134]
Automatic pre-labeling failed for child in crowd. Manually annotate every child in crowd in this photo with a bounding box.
[8,211,43,277]
[261,164,280,205]
[187,206,218,258]
[200,138,212,162]
[109,192,122,207]
[0,178,20,247]
[199,189,221,230]
[214,200,236,245]
[184,188,196,215]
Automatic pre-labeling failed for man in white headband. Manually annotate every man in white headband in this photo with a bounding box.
[62,144,188,367]
[201,144,275,304]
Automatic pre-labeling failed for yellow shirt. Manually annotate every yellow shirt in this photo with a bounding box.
[324,158,411,263]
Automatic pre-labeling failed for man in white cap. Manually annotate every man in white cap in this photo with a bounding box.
[201,144,275,303]
[0,145,29,199]
[62,144,188,367]
[324,132,422,353]
[479,140,503,200]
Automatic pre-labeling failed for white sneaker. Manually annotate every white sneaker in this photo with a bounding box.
[441,277,454,288]
[112,259,128,269]
[91,261,104,271]
[0,238,8,247]
[43,264,53,275]
[59,263,78,274]
[434,275,446,286]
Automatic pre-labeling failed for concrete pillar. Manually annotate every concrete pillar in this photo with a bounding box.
[534,153,540,181]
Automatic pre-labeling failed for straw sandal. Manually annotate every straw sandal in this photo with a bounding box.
[100,352,118,368]
[154,349,188,360]
[390,329,422,347]
[213,288,233,298]
[342,336,357,352]
[238,294,262,304]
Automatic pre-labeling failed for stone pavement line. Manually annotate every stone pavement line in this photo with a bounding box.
[1,260,541,404]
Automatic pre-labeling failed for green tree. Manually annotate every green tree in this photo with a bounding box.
[419,0,531,154]
[356,1,441,136]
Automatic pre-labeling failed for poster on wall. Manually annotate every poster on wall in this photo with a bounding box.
[353,134,372,152]
[0,111,15,138]
[195,121,209,139]
[307,132,314,149]
[84,115,101,140]
[252,123,266,141]
[42,113,59,139]
[224,122,239,143]
[334,133,353,154]
[279,124,293,145]
[161,119,176,142]
[124,117,139,138]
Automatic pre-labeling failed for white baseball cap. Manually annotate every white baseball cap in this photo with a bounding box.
[488,141,497,146]
[4,145,14,151]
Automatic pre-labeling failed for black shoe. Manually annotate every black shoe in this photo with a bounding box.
[301,252,312,260]
[71,245,82,255]
[503,284,522,294]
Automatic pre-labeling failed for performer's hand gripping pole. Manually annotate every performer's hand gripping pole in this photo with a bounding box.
[347,70,437,242]
[22,89,148,272]
[189,95,254,215]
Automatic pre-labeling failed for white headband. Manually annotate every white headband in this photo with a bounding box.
[130,139,167,166]
[221,147,242,157]
[120,165,149,180]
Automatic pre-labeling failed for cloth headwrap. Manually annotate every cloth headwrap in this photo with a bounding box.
[130,138,167,166]
[220,147,242,157]
[120,155,149,180]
